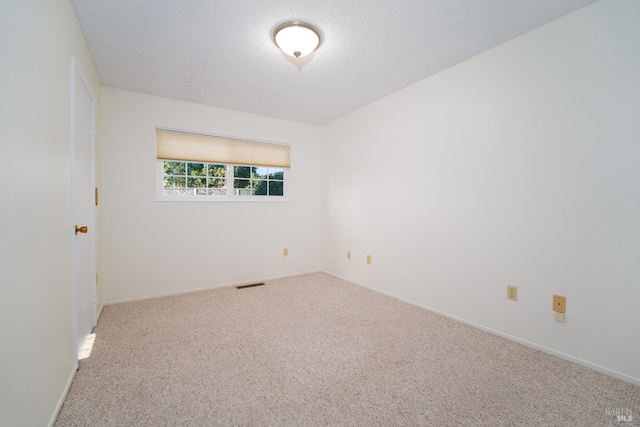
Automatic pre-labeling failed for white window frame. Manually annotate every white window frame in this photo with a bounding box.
[155,161,291,204]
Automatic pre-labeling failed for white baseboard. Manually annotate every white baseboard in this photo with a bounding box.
[322,271,640,387]
[48,366,76,427]
[104,270,322,306]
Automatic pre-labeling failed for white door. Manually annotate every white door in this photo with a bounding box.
[71,59,96,365]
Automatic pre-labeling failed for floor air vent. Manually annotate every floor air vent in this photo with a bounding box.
[236,283,265,289]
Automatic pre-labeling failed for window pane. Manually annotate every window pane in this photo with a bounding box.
[208,164,226,178]
[234,178,250,188]
[234,178,251,196]
[208,178,226,188]
[187,162,205,176]
[165,176,185,187]
[187,177,206,188]
[269,181,284,196]
[268,168,284,180]
[253,180,267,195]
[234,166,251,179]
[164,161,185,176]
[254,167,268,179]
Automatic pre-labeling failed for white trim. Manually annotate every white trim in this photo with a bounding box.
[104,271,321,305]
[47,366,76,427]
[155,198,291,205]
[322,270,640,387]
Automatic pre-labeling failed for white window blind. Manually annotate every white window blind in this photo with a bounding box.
[156,129,290,168]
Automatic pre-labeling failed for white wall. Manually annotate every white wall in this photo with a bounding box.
[0,0,102,425]
[321,0,640,384]
[100,88,322,303]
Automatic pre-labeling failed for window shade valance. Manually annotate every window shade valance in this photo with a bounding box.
[156,129,291,168]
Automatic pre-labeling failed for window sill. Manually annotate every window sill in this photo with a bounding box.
[155,197,291,205]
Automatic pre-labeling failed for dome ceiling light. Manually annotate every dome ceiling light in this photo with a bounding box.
[273,21,321,58]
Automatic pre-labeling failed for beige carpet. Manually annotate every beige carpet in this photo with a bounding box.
[56,273,639,426]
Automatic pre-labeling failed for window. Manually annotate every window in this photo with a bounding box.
[163,161,228,196]
[161,161,286,198]
[232,166,284,196]
[156,129,290,202]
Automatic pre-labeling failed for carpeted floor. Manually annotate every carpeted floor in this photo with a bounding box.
[56,273,639,426]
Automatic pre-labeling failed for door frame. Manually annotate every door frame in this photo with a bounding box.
[70,57,97,368]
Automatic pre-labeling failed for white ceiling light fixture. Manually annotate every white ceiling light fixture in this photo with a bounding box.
[274,21,321,58]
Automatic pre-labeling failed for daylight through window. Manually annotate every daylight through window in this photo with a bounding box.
[162,161,285,197]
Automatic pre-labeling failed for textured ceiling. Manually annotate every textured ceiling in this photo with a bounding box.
[71,0,597,125]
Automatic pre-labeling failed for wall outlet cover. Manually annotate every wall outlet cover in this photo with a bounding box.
[553,295,566,313]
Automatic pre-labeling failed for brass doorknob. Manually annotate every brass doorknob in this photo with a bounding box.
[75,225,88,235]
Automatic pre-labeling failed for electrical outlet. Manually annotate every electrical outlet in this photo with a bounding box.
[347,251,351,260]
[366,255,371,265]
[553,295,566,313]
[283,248,288,257]
[507,285,518,301]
